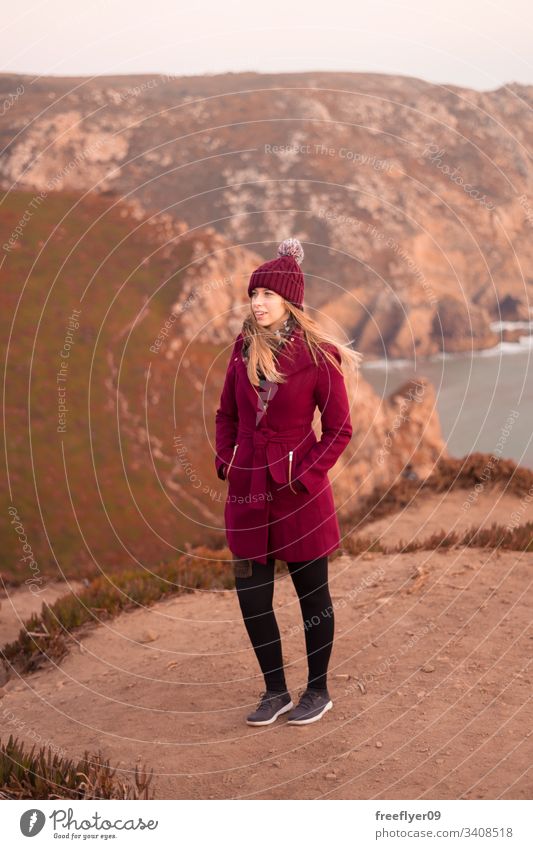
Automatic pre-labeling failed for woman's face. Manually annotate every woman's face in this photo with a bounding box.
[250,287,288,329]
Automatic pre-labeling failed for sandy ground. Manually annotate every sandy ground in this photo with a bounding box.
[0,580,85,649]
[361,481,532,549]
[0,535,531,799]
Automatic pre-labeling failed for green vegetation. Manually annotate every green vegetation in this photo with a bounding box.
[340,452,533,538]
[0,734,153,800]
[1,189,223,582]
[392,520,533,554]
[2,545,234,675]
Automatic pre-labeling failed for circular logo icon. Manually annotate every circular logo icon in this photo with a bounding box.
[20,809,46,836]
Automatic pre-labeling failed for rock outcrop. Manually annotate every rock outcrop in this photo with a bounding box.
[1,70,532,359]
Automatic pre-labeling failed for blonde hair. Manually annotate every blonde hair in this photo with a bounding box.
[242,301,363,387]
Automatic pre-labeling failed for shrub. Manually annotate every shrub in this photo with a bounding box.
[0,734,153,800]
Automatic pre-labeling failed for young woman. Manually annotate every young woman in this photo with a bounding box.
[215,238,362,727]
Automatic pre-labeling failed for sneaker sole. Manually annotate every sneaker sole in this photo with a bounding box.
[287,699,333,725]
[246,700,294,726]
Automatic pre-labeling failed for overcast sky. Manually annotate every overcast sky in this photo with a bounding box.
[3,0,533,91]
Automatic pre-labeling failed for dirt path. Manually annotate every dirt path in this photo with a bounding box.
[362,481,532,549]
[0,580,85,649]
[1,542,531,799]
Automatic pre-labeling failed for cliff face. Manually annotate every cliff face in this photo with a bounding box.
[1,71,532,359]
[0,188,445,572]
[333,372,446,507]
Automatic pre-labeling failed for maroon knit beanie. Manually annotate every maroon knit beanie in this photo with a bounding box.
[248,238,305,310]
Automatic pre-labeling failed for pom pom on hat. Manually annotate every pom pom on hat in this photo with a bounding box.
[248,237,306,309]
[277,237,304,265]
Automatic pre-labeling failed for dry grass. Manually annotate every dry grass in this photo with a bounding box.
[1,546,235,677]
[0,734,153,800]
[393,520,533,553]
[340,452,533,534]
[342,521,533,556]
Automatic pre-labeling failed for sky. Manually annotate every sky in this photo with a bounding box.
[3,0,533,91]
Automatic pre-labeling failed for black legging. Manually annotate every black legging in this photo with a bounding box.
[234,556,334,692]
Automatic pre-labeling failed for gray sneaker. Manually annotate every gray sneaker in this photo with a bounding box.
[286,687,333,725]
[246,689,294,726]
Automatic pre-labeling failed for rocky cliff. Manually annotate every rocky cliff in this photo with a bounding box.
[1,70,532,359]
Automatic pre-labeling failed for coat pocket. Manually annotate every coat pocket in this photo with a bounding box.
[266,443,303,492]
[266,442,290,484]
[225,442,239,480]
[287,450,299,493]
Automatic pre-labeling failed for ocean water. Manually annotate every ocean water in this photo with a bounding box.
[360,324,533,470]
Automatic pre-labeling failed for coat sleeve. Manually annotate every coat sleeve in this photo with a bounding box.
[292,345,352,495]
[214,341,239,481]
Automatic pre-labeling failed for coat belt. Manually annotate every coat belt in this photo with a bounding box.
[236,425,311,509]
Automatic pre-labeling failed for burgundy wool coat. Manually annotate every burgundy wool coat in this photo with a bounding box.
[214,325,353,565]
